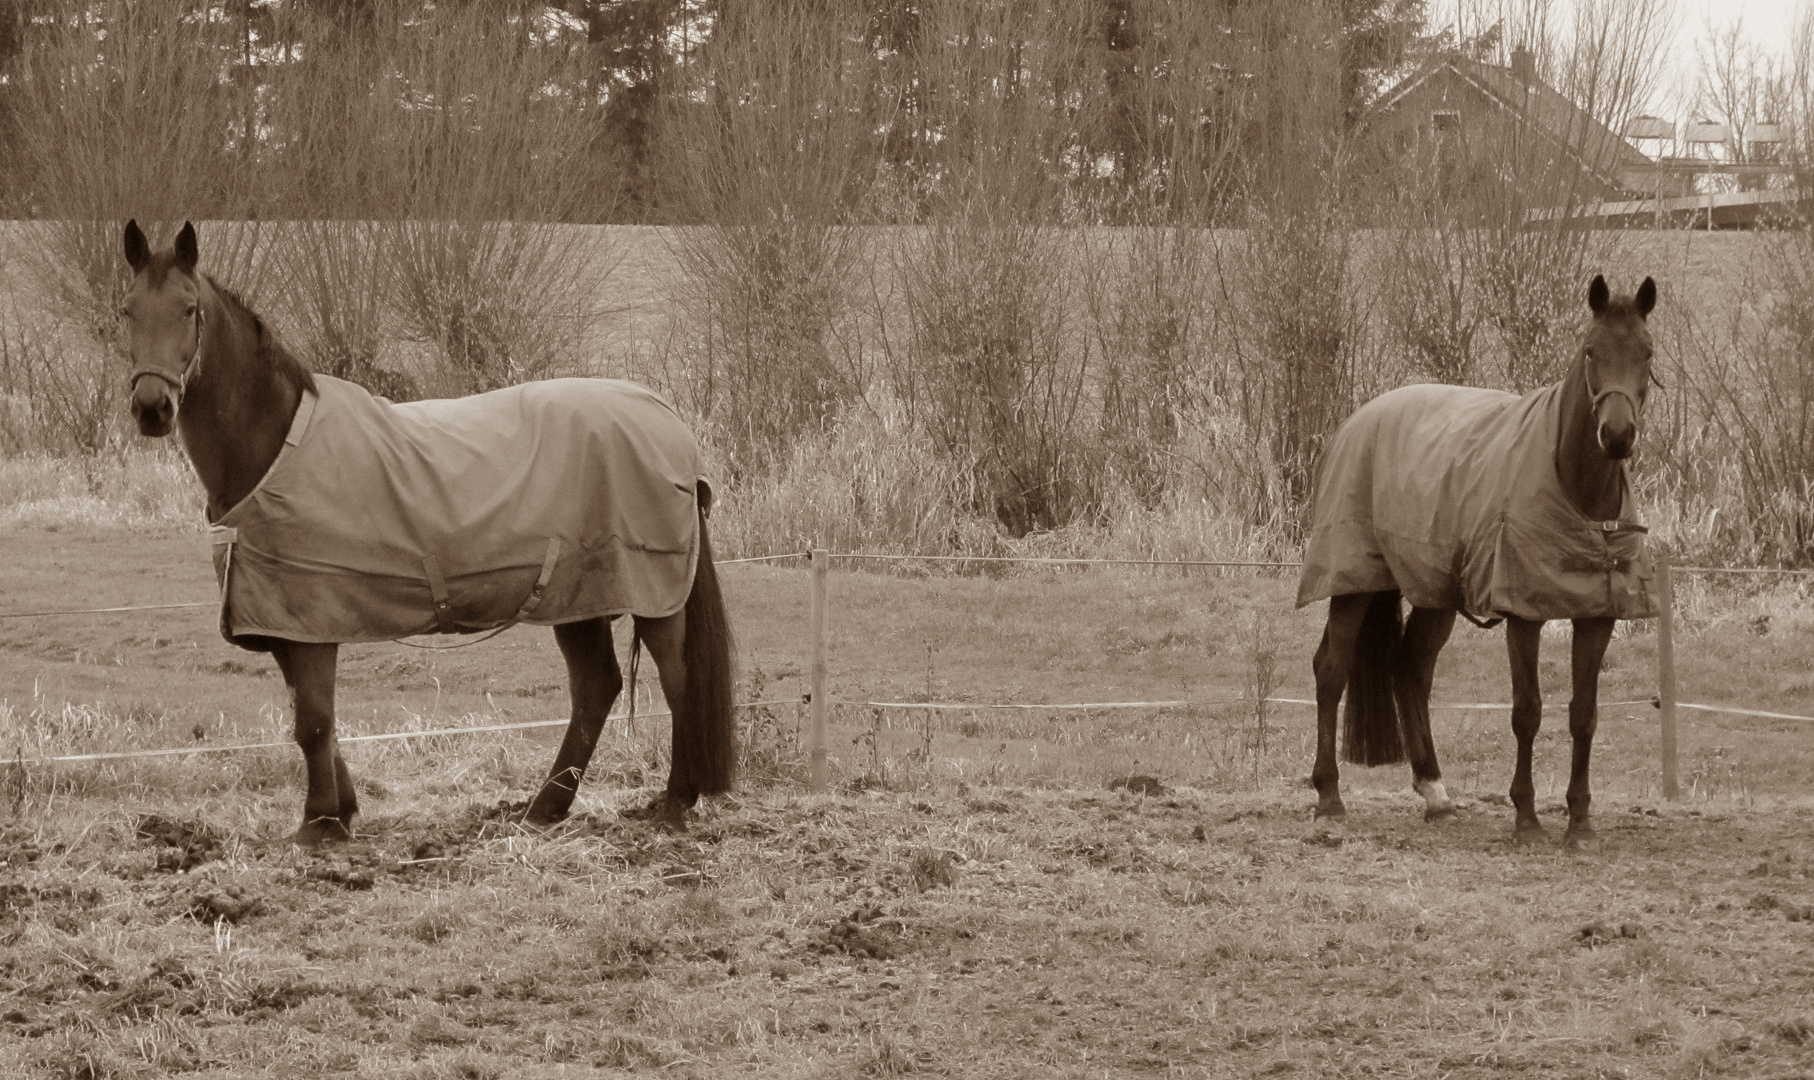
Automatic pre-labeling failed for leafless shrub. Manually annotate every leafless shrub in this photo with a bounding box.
[1224,198,1359,527]
[891,215,1093,537]
[388,221,603,395]
[1673,224,1814,565]
[1247,610,1283,757]
[875,2,1101,537]
[0,300,121,456]
[269,221,413,398]
[653,0,875,476]
[8,0,270,353]
[367,2,610,394]
[1080,226,1216,508]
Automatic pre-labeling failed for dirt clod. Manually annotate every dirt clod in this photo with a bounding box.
[135,814,223,872]
[1578,921,1642,947]
[304,860,377,890]
[189,883,264,923]
[908,847,959,890]
[1110,775,1166,796]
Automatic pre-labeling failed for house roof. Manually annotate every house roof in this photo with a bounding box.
[1370,55,1652,193]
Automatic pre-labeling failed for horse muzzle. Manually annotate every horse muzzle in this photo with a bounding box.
[1591,388,1640,460]
[129,375,177,437]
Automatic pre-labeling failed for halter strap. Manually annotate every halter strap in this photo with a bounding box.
[128,305,206,398]
[1582,354,1642,425]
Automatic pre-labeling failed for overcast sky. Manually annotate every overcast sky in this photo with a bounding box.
[1434,0,1808,116]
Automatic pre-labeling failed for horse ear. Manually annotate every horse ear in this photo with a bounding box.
[1588,274,1609,315]
[1635,276,1657,318]
[174,221,199,273]
[124,220,150,273]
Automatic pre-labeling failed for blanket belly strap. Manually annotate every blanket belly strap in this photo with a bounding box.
[1560,555,1634,574]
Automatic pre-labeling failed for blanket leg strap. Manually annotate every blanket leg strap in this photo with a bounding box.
[422,556,456,634]
[1461,612,1504,631]
[511,538,563,623]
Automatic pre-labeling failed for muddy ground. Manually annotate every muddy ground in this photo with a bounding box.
[2,777,1812,1079]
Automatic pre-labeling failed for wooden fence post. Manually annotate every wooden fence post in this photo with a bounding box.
[1657,550,1678,800]
[809,549,829,793]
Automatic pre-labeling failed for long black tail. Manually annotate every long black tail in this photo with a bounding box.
[672,504,736,797]
[1342,589,1405,766]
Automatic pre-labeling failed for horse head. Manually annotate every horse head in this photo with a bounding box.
[121,219,207,438]
[1581,274,1657,460]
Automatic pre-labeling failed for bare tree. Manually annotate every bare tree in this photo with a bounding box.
[1694,16,1788,172]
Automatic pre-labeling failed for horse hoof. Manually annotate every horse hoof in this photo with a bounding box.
[1425,804,1459,823]
[521,799,570,829]
[625,795,691,832]
[1314,803,1347,823]
[293,818,352,849]
[1563,826,1598,852]
[1513,822,1545,846]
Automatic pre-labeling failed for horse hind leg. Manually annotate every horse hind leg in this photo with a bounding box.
[526,618,623,826]
[271,640,353,848]
[633,611,695,830]
[1312,593,1375,822]
[1394,607,1458,821]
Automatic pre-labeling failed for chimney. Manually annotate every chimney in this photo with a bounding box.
[1510,46,1535,84]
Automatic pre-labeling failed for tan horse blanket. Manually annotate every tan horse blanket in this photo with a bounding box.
[209,375,702,648]
[1296,382,1656,621]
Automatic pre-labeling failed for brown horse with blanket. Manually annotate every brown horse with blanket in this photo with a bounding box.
[1298,274,1658,848]
[121,221,734,846]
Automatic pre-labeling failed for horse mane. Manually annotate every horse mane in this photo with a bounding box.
[206,275,317,398]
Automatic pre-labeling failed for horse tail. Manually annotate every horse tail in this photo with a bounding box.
[1342,589,1405,766]
[674,497,737,797]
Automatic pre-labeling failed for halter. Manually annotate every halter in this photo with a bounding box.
[128,304,206,400]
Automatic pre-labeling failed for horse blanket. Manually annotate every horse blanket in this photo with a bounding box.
[1295,382,1656,621]
[209,375,703,649]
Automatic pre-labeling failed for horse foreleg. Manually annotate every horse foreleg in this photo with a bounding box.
[1564,617,1615,849]
[1505,617,1545,843]
[634,610,694,831]
[526,618,623,826]
[1312,594,1370,822]
[1397,607,1458,820]
[271,640,352,847]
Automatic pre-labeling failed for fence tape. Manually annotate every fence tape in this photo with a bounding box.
[4,552,1809,622]
[0,698,799,769]
[850,696,1660,713]
[835,553,1300,569]
[0,601,214,620]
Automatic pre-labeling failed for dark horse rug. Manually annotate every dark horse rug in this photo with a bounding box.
[1296,382,1656,621]
[209,375,703,648]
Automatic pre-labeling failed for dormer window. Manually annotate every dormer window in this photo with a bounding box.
[1432,110,1461,134]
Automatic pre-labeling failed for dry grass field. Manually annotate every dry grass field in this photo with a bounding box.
[2,222,1811,1076]
[2,521,1812,1079]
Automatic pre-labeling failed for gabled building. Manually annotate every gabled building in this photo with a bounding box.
[1362,48,1662,209]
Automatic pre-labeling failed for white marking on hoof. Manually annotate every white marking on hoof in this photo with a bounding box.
[1414,779,1455,817]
